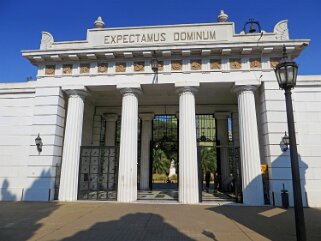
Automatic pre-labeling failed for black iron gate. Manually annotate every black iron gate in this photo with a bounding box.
[230,146,242,202]
[78,146,119,200]
[150,115,179,190]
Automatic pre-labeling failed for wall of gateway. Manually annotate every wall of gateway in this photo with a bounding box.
[25,87,66,201]
[0,84,35,201]
[0,77,320,205]
[294,84,321,207]
[260,78,321,208]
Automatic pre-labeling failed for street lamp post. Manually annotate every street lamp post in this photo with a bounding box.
[274,46,306,241]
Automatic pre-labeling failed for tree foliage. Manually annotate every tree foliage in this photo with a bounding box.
[152,148,170,174]
[200,147,217,173]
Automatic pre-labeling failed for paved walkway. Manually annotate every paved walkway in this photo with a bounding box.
[0,202,320,241]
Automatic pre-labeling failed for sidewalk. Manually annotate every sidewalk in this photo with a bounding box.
[0,202,320,241]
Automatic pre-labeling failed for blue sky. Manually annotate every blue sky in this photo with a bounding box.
[0,0,320,83]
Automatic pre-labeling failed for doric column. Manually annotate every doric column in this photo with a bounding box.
[177,86,199,204]
[139,113,154,190]
[214,112,230,191]
[59,89,88,201]
[103,113,118,146]
[234,85,264,205]
[117,88,141,202]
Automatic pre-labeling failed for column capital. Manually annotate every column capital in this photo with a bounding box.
[103,113,118,122]
[232,85,258,95]
[214,112,230,120]
[139,113,154,121]
[62,86,89,99]
[176,86,198,95]
[119,88,142,97]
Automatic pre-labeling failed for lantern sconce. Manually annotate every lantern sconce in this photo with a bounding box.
[151,56,158,73]
[151,51,159,83]
[280,131,290,152]
[35,134,43,153]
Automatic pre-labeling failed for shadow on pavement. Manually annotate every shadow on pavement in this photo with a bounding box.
[208,206,321,241]
[0,175,59,241]
[0,202,58,241]
[61,212,196,241]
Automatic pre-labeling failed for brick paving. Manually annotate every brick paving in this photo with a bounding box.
[0,202,320,241]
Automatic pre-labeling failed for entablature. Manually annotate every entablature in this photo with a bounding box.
[23,40,308,66]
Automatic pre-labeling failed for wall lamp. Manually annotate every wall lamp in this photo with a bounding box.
[280,131,290,152]
[151,57,158,72]
[35,134,43,153]
[151,51,158,73]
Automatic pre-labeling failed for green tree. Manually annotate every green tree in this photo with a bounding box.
[201,147,217,173]
[153,148,170,174]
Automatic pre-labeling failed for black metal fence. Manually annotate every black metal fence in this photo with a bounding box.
[78,146,119,200]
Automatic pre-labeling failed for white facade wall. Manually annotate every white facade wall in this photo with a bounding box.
[25,87,66,201]
[0,82,35,200]
[294,82,321,207]
[260,78,321,207]
[259,80,297,206]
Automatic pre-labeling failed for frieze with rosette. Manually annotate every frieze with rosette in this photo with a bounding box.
[250,58,262,69]
[270,58,281,69]
[63,64,73,75]
[98,63,108,73]
[229,58,241,70]
[134,62,144,72]
[210,59,221,70]
[45,65,55,75]
[116,62,126,72]
[80,64,90,74]
[171,60,182,71]
[157,61,164,71]
[190,60,202,71]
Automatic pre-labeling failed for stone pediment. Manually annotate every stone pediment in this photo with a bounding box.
[36,20,293,50]
[22,19,309,66]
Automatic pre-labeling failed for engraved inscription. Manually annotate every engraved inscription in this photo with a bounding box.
[250,58,262,69]
[171,60,182,71]
[191,59,202,71]
[230,59,241,70]
[104,31,216,45]
[80,64,90,74]
[116,62,126,72]
[134,62,144,72]
[98,63,108,73]
[210,59,221,70]
[45,65,55,75]
[63,64,73,75]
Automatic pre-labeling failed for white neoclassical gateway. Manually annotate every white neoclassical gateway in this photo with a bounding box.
[1,12,321,206]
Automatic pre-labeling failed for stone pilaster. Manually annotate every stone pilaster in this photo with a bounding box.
[214,112,230,191]
[103,113,118,189]
[59,89,88,201]
[103,113,118,146]
[117,88,141,202]
[139,113,154,190]
[234,85,264,205]
[177,86,199,204]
